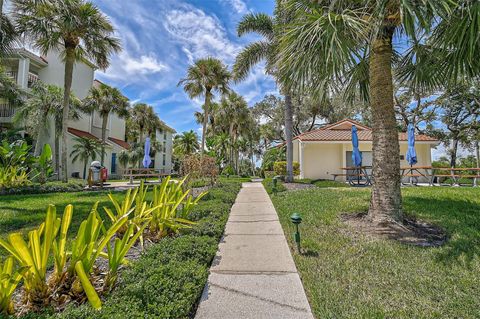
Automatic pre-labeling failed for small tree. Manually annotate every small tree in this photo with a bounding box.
[70,137,102,179]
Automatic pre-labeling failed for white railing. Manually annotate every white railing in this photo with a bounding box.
[0,103,15,118]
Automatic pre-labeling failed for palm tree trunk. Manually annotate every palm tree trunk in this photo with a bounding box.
[55,135,60,180]
[101,115,108,165]
[284,92,294,182]
[201,90,212,155]
[34,113,47,156]
[368,33,403,224]
[60,49,75,183]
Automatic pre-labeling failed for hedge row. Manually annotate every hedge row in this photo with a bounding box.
[0,180,85,196]
[20,180,242,319]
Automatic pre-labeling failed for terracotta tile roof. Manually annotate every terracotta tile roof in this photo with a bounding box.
[108,137,130,149]
[67,127,100,141]
[294,119,438,142]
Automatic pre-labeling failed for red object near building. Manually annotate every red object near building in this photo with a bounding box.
[100,167,108,181]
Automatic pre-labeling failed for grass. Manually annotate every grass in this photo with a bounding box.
[270,186,480,319]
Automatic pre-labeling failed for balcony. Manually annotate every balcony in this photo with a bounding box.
[0,103,15,122]
[5,71,39,88]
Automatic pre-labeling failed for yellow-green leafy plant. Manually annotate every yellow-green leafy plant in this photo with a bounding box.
[0,205,57,309]
[104,181,155,248]
[0,257,28,315]
[51,205,73,285]
[149,176,198,239]
[68,203,128,309]
[104,187,139,234]
[103,223,148,291]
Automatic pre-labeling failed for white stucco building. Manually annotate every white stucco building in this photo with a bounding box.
[1,48,175,179]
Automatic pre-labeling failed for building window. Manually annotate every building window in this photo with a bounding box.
[163,154,166,166]
[164,132,167,140]
[111,153,117,174]
[163,141,166,152]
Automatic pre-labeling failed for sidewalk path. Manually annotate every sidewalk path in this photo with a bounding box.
[195,182,314,319]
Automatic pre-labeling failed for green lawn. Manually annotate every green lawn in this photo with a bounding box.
[0,190,120,257]
[270,187,480,319]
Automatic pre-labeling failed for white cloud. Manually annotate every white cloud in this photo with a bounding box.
[221,0,248,14]
[99,52,167,81]
[163,6,240,63]
[124,55,167,75]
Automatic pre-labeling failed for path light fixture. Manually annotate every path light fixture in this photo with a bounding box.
[290,213,302,253]
[272,176,279,194]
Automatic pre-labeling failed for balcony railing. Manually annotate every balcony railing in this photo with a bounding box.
[0,103,15,118]
[28,72,38,88]
[6,71,17,83]
[4,71,38,88]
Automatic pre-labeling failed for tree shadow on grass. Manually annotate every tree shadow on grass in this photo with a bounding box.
[403,196,480,265]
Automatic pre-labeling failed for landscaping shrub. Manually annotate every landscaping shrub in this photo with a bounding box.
[0,180,85,196]
[221,165,235,176]
[273,161,300,176]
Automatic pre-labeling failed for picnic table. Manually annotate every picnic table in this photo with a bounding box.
[428,167,480,186]
[123,168,170,184]
[334,166,372,186]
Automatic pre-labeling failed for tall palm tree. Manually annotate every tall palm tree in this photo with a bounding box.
[277,1,479,224]
[83,82,129,164]
[233,11,295,182]
[174,130,199,156]
[70,136,102,179]
[13,0,121,183]
[178,57,230,154]
[129,103,160,143]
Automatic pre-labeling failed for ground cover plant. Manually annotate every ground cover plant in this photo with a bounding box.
[0,177,244,318]
[270,187,480,318]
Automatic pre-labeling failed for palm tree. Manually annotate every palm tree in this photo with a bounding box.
[174,130,199,156]
[0,67,23,106]
[118,149,130,173]
[129,103,160,143]
[13,0,121,183]
[178,57,230,154]
[13,82,59,156]
[233,11,295,182]
[83,82,129,164]
[277,1,479,224]
[70,136,102,179]
[0,0,18,57]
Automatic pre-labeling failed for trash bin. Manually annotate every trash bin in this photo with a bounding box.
[90,161,102,183]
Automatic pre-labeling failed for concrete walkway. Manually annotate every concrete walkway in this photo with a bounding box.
[195,182,314,319]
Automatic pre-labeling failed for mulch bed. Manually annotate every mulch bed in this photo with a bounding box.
[342,213,447,247]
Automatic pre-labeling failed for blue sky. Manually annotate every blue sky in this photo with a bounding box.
[92,0,277,135]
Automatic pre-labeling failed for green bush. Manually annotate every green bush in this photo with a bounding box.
[263,170,275,178]
[221,165,235,176]
[0,180,85,195]
[273,161,300,177]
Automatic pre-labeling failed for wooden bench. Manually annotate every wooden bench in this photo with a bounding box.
[123,168,170,184]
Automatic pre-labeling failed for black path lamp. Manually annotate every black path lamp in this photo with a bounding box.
[290,213,302,253]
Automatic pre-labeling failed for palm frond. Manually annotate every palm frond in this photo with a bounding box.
[237,13,275,41]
